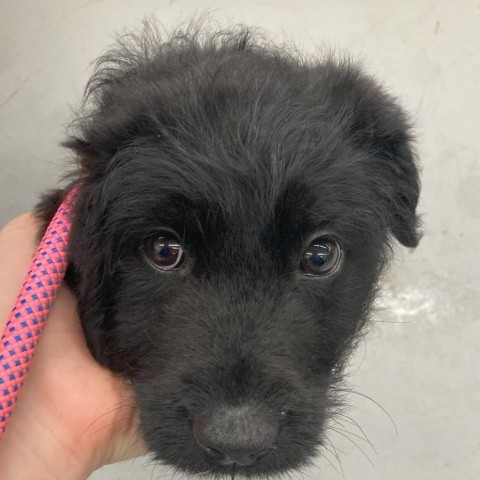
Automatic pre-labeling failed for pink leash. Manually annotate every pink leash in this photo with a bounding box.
[0,187,78,438]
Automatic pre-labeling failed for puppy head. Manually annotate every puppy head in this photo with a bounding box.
[47,25,420,476]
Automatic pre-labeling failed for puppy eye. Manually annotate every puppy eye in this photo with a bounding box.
[143,232,185,271]
[301,238,342,276]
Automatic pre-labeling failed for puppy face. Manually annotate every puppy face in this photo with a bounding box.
[38,26,420,477]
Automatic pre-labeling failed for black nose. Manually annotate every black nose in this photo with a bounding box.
[193,404,278,466]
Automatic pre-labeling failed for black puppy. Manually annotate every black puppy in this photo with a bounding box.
[37,23,420,477]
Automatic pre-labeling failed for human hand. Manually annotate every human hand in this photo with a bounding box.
[0,213,148,479]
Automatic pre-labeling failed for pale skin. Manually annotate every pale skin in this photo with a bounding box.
[0,213,147,479]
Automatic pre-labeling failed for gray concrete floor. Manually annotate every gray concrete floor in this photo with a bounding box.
[1,1,479,479]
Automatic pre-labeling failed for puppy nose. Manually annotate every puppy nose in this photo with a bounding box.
[193,405,278,466]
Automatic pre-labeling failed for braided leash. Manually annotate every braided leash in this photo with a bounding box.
[0,187,78,438]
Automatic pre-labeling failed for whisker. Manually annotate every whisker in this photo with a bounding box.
[335,413,377,453]
[323,434,345,477]
[339,389,398,435]
[331,423,377,454]
[80,402,136,437]
[87,414,136,437]
[330,427,375,468]
[320,449,340,474]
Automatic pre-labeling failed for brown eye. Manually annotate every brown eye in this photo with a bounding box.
[301,238,342,276]
[144,232,185,271]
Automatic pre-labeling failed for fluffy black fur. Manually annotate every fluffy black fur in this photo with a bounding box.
[36,22,420,478]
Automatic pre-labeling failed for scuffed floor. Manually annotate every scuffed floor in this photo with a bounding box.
[1,1,479,479]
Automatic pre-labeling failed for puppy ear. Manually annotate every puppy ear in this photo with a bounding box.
[380,138,421,248]
[357,102,421,248]
[65,181,119,368]
[324,62,421,247]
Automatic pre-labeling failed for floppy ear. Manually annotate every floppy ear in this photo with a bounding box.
[65,179,128,370]
[323,62,421,247]
[378,136,421,248]
[354,100,421,248]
